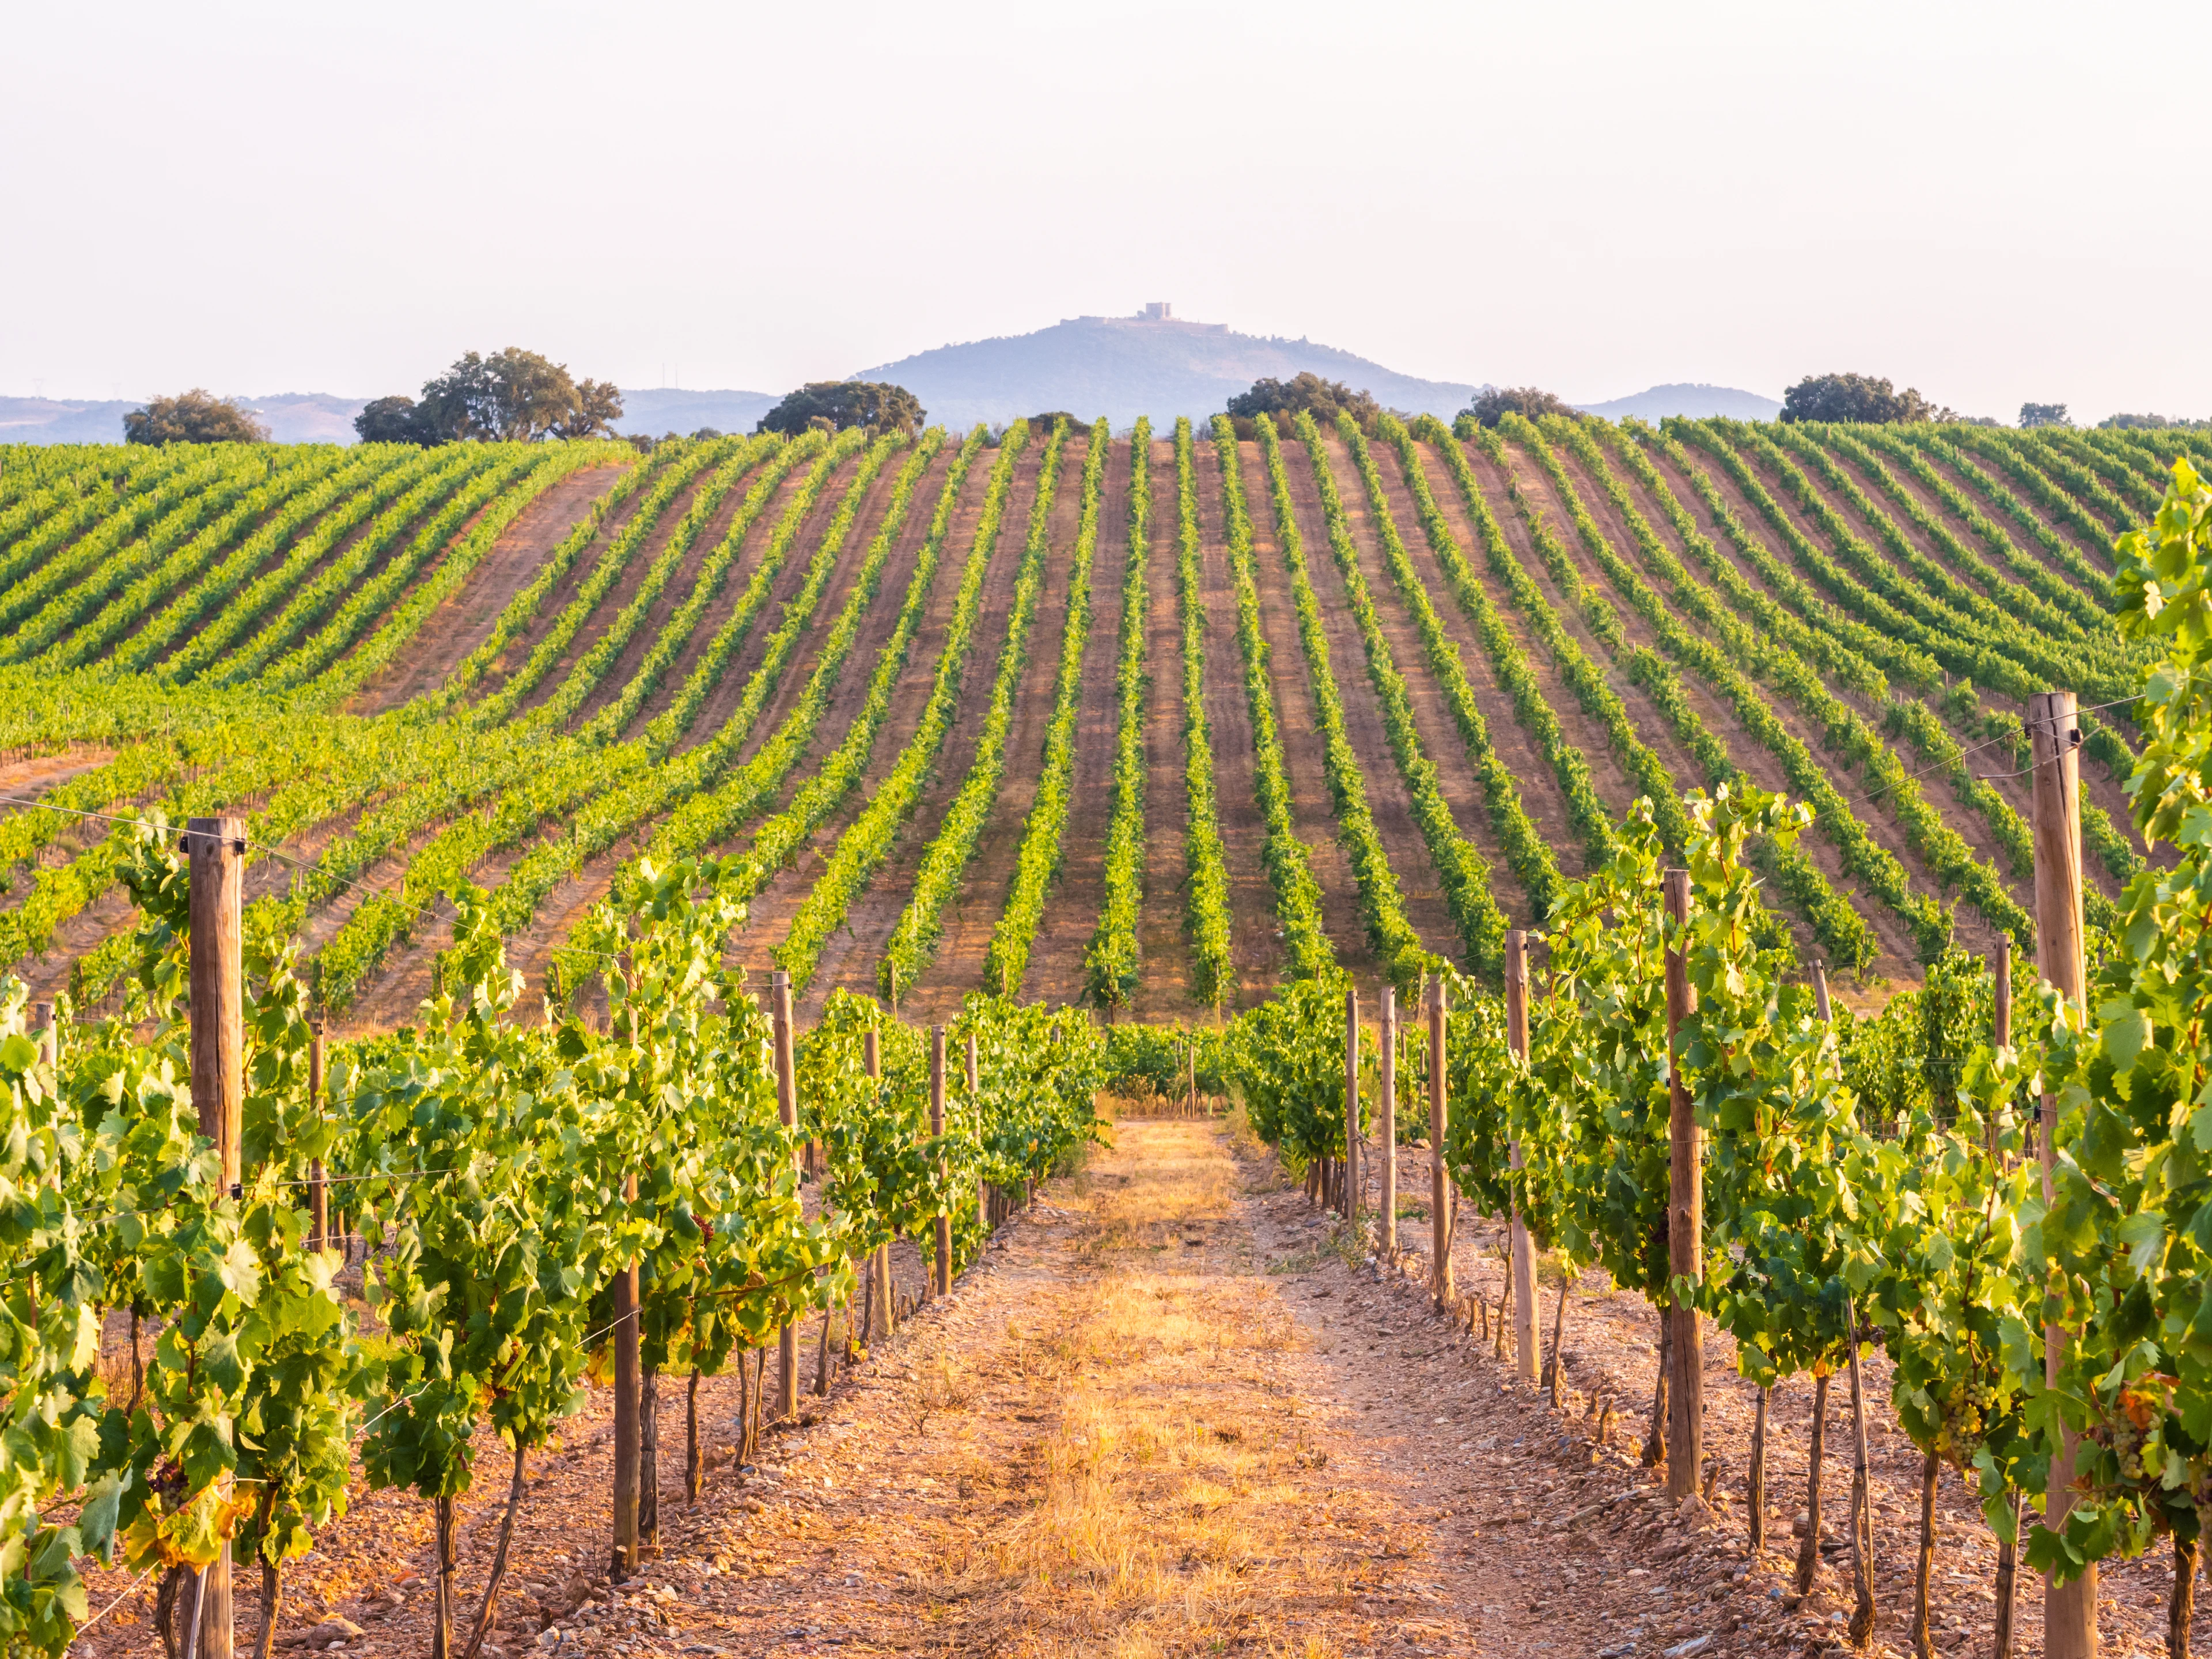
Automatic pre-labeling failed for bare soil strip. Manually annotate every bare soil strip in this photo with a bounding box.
[908,437,1091,1016]
[774,449,1046,1021]
[695,449,947,767]
[510,468,727,724]
[1562,444,1923,979]
[566,455,783,733]
[354,464,630,714]
[1127,435,1197,1021]
[1018,437,1132,1009]
[1670,440,2101,937]
[1190,438,1286,1007]
[1310,436,1533,933]
[1913,446,2118,595]
[1229,438,1374,982]
[1364,441,1595,885]
[1275,434,1479,964]
[713,453,997,988]
[1415,439,1643,826]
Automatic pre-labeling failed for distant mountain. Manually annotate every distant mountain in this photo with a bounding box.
[0,392,367,444]
[851,312,1478,430]
[1575,382,1781,422]
[613,387,778,438]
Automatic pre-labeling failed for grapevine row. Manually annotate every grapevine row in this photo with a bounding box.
[877,421,1071,998]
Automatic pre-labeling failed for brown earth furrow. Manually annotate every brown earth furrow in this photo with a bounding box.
[1418,439,1643,828]
[1188,440,1293,1000]
[1826,438,2037,613]
[691,446,948,764]
[1365,441,1596,887]
[461,467,666,702]
[509,467,724,722]
[1484,438,1746,860]
[1230,438,1373,980]
[1127,435,1197,1021]
[497,454,958,1013]
[352,463,630,713]
[1709,443,2082,922]
[1310,434,1533,941]
[908,437,1092,1017]
[1269,434,1461,972]
[1550,442,1922,979]
[707,454,998,992]
[785,448,1043,1022]
[56,467,348,669]
[1653,441,2113,945]
[140,465,475,680]
[566,450,790,732]
[712,449,999,995]
[732,449,1040,1018]
[1912,446,2116,600]
[1017,436,1131,1011]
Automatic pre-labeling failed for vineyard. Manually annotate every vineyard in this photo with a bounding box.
[3,412,2211,1657]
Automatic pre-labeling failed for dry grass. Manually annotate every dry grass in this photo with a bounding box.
[916,1120,1403,1658]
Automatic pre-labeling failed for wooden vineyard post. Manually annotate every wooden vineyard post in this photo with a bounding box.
[188,816,243,1659]
[32,1000,54,1068]
[866,1027,892,1341]
[1989,938,2024,1658]
[887,960,899,1019]
[772,971,800,1421]
[1811,962,1876,1642]
[931,1028,951,1298]
[1427,977,1452,1313]
[308,1020,328,1255]
[1661,868,1702,1503]
[966,1031,984,1232]
[1378,987,1396,1256]
[1343,983,1361,1218]
[611,1170,640,1578]
[1505,930,1538,1385]
[2029,690,2097,1659]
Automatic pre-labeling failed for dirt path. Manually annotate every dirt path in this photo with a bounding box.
[1018,437,1132,1009]
[79,1114,2207,1659]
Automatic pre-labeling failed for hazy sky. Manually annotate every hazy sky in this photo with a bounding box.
[6,1,2205,422]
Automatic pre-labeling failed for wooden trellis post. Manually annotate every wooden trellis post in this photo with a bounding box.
[2029,690,2096,1659]
[1505,930,1537,1384]
[866,1026,893,1340]
[772,971,799,1419]
[308,1020,328,1254]
[1661,868,1702,1503]
[188,816,243,1659]
[1343,984,1361,1217]
[931,1027,950,1297]
[1427,977,1452,1313]
[1378,987,1396,1255]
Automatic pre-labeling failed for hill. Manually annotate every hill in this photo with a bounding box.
[1575,382,1782,422]
[851,311,1478,430]
[0,392,369,444]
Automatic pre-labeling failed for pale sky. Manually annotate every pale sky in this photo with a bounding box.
[6,1,2206,423]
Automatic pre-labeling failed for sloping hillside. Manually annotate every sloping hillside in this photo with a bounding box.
[1577,381,1782,421]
